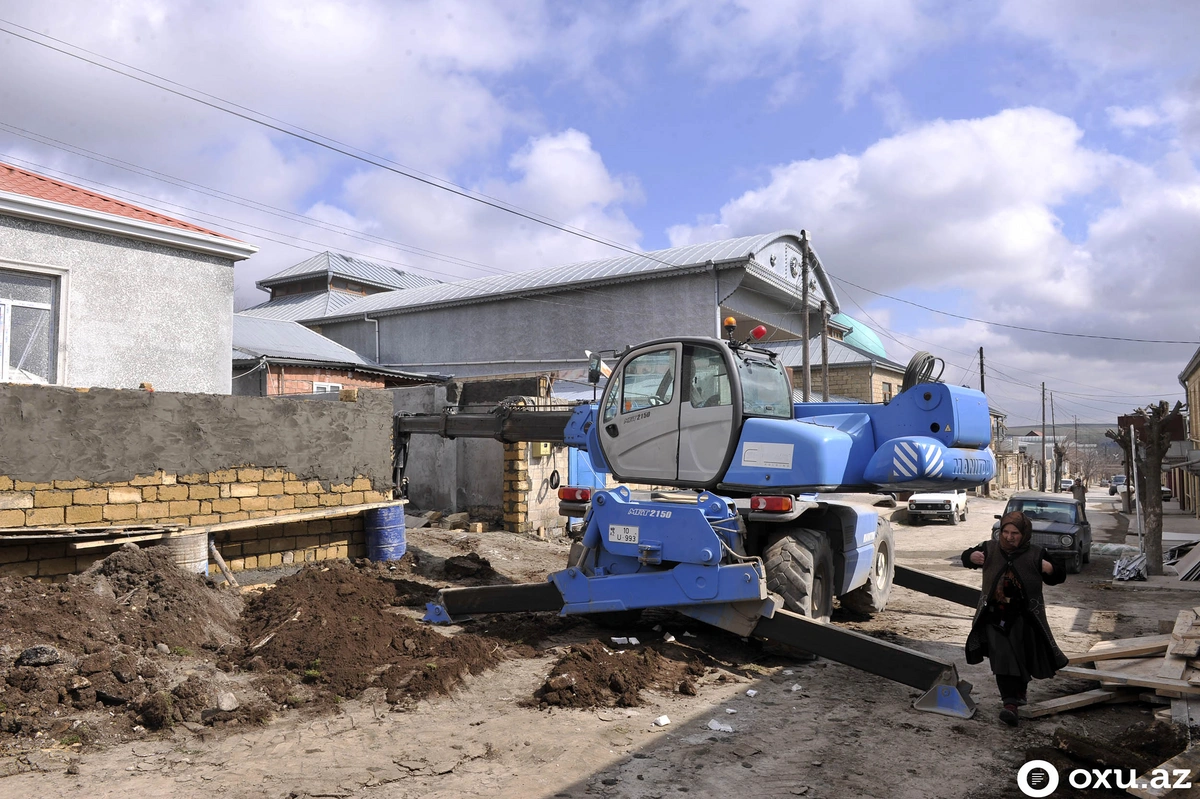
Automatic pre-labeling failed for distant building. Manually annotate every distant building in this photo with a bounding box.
[231,314,441,396]
[1176,347,1200,515]
[240,251,440,325]
[0,161,256,392]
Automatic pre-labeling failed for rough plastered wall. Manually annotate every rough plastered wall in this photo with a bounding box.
[0,384,394,580]
[0,214,235,394]
[0,383,392,488]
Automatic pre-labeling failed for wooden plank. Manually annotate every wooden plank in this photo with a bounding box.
[1127,745,1200,799]
[1059,665,1200,696]
[1089,633,1173,652]
[1159,611,1196,680]
[1172,543,1200,581]
[1069,637,1170,664]
[1018,688,1132,719]
[69,532,169,551]
[64,502,406,552]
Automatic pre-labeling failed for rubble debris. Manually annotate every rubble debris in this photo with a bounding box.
[15,645,64,667]
[707,719,734,732]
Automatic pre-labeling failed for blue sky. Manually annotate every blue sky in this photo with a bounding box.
[0,0,1197,427]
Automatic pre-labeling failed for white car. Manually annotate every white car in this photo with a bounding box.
[907,489,969,525]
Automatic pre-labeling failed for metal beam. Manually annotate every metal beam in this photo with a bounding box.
[394,409,576,443]
[893,565,981,608]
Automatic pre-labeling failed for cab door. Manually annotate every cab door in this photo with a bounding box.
[677,342,738,485]
[598,343,681,482]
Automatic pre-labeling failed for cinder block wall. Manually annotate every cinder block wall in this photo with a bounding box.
[0,467,388,581]
[0,382,396,581]
[501,442,568,536]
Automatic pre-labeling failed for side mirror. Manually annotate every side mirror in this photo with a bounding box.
[587,352,602,385]
[993,514,1002,520]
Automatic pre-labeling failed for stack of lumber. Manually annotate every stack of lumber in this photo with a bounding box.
[1023,609,1200,726]
[1171,544,1200,582]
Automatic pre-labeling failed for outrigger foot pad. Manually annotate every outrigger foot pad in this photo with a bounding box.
[913,678,976,718]
[423,603,454,624]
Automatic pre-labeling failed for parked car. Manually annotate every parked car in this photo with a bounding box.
[1059,478,1074,492]
[907,489,968,524]
[993,491,1092,574]
[1109,475,1127,496]
[1162,485,1173,501]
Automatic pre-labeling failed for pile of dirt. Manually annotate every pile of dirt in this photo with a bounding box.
[0,544,245,750]
[530,640,707,709]
[238,562,505,703]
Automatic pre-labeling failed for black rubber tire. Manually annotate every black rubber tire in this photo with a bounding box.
[960,506,969,522]
[764,528,834,623]
[1082,540,1091,564]
[840,520,895,615]
[1067,545,1083,575]
[909,515,923,526]
[949,509,960,525]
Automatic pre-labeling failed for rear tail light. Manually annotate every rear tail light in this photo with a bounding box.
[558,487,592,502]
[750,495,794,513]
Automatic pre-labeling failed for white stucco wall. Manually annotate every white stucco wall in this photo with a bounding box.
[0,214,237,394]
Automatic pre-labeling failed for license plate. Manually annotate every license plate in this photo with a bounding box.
[608,524,639,544]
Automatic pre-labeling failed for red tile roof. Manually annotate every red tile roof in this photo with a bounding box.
[0,161,233,239]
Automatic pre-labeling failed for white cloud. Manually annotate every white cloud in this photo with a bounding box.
[1107,105,1166,131]
[669,106,1200,422]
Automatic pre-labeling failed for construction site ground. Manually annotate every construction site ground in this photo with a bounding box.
[1,492,1193,799]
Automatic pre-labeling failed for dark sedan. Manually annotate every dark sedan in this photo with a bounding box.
[993,491,1092,574]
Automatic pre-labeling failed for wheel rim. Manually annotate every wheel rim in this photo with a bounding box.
[873,547,889,591]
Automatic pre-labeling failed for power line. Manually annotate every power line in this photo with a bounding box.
[0,19,658,263]
[829,275,1200,345]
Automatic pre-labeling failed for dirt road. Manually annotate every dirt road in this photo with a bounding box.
[2,493,1191,799]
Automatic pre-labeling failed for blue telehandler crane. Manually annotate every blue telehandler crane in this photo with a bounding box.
[394,319,992,717]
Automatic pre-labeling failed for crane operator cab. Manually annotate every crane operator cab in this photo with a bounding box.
[596,320,790,487]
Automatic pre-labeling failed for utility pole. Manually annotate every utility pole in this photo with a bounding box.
[1074,415,1079,484]
[819,299,830,401]
[1051,392,1059,486]
[978,347,985,394]
[1041,382,1047,492]
[800,230,811,402]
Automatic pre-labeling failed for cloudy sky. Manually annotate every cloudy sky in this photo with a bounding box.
[1,1,1197,427]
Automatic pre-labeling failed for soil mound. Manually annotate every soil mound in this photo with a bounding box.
[238,562,503,703]
[531,641,705,709]
[0,544,243,750]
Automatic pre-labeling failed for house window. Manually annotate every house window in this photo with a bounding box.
[881,381,893,403]
[312,381,343,393]
[0,268,59,384]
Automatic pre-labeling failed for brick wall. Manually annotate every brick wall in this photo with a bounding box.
[263,365,387,395]
[0,467,389,581]
[501,442,568,537]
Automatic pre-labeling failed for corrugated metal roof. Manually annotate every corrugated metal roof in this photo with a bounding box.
[792,388,862,404]
[238,291,361,321]
[318,230,818,321]
[0,161,233,239]
[232,314,371,364]
[768,337,907,371]
[256,252,442,291]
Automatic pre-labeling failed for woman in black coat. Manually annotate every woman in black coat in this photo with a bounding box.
[961,510,1068,726]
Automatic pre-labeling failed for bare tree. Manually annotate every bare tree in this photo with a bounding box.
[1106,401,1184,576]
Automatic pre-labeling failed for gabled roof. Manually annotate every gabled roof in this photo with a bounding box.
[257,251,441,292]
[0,162,227,238]
[238,291,361,322]
[1180,345,1200,388]
[0,161,256,261]
[314,230,838,322]
[767,336,907,371]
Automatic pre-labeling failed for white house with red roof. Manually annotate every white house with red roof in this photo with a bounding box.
[0,163,256,393]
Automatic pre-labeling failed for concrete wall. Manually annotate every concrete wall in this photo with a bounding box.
[0,215,235,393]
[0,383,393,489]
[316,273,718,376]
[391,384,504,513]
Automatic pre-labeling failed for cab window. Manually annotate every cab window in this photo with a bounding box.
[684,344,731,408]
[737,356,792,418]
[621,349,675,413]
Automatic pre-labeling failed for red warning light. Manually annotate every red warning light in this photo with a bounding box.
[750,325,767,341]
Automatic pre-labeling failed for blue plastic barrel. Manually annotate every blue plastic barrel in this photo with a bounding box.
[365,505,407,561]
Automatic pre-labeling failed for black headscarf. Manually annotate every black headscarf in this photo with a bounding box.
[998,510,1032,555]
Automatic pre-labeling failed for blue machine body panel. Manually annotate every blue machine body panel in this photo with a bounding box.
[564,382,994,493]
[558,487,765,613]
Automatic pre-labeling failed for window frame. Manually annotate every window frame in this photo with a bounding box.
[312,381,343,393]
[0,259,68,385]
